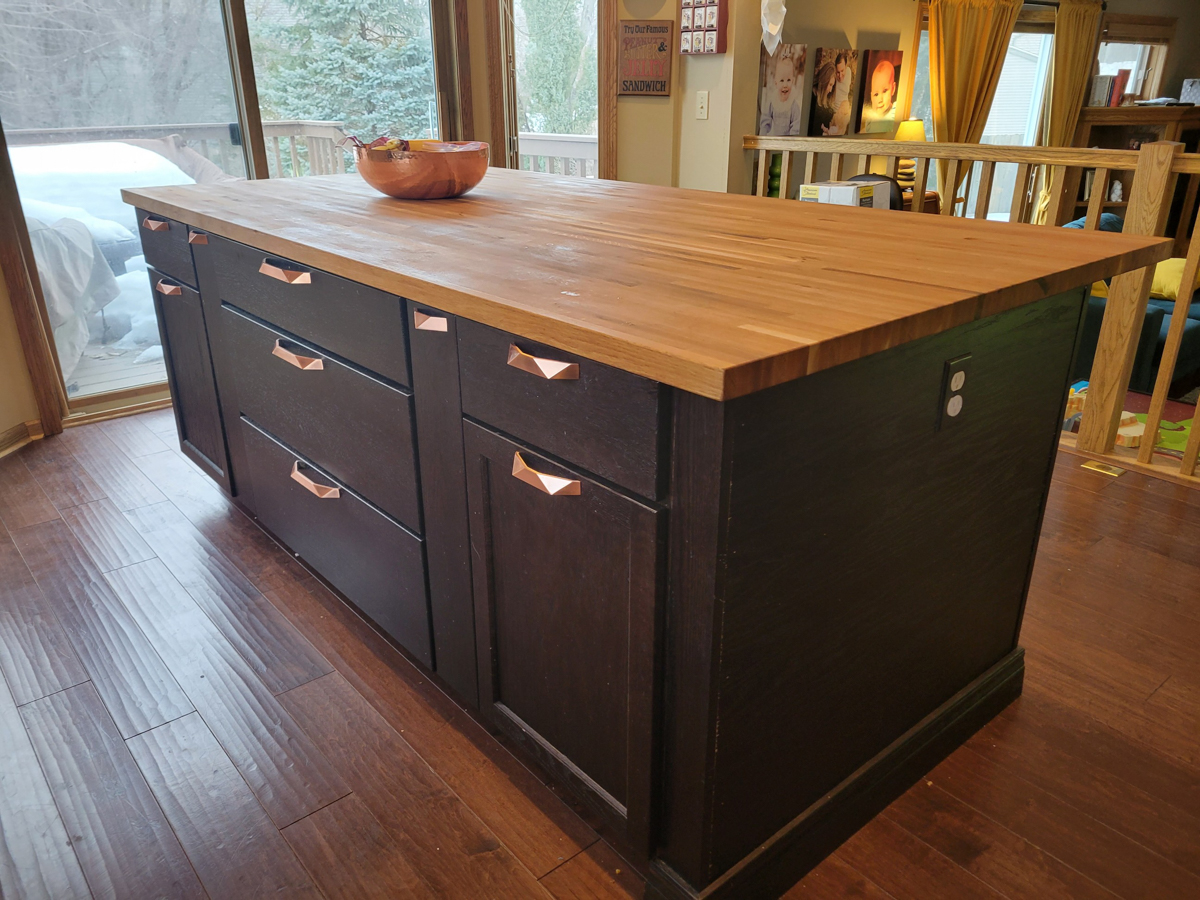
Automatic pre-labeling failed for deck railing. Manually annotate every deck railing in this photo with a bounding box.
[518,133,598,178]
[744,134,1200,489]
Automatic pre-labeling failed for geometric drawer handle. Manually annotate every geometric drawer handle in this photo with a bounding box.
[511,452,580,496]
[290,461,340,499]
[506,343,578,380]
[259,258,312,284]
[413,310,448,332]
[272,339,324,370]
[142,216,169,232]
[154,280,183,296]
[187,230,208,245]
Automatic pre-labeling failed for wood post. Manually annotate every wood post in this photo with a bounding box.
[1077,141,1182,455]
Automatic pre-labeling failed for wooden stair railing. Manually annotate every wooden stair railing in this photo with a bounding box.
[744,136,1200,489]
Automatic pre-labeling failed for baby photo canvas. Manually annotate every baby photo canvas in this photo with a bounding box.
[757,43,807,136]
[858,50,903,134]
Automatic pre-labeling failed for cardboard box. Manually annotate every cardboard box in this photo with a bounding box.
[797,180,890,209]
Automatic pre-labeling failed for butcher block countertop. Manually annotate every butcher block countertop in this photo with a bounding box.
[123,169,1170,400]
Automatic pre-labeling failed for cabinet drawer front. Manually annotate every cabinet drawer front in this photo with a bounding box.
[457,319,663,499]
[210,235,410,386]
[464,422,659,843]
[148,268,227,481]
[137,209,198,288]
[241,419,431,665]
[221,305,421,530]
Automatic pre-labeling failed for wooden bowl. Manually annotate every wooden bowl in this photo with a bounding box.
[352,141,489,200]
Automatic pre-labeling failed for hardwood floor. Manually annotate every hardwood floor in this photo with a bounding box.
[0,411,1197,899]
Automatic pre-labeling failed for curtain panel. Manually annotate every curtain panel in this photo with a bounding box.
[929,0,1023,204]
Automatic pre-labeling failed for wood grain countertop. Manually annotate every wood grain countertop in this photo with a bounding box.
[123,169,1170,400]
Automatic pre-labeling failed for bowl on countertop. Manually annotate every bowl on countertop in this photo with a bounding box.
[352,141,489,200]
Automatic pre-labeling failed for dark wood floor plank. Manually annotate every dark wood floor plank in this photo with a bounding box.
[133,449,313,595]
[279,672,552,899]
[99,415,171,459]
[784,853,898,900]
[61,498,156,573]
[540,841,646,900]
[883,780,1120,900]
[834,815,1005,900]
[0,451,60,531]
[266,577,600,877]
[126,713,321,899]
[282,793,437,900]
[930,744,1200,898]
[106,559,349,828]
[11,519,193,738]
[968,704,1200,877]
[0,666,92,899]
[125,502,330,694]
[20,437,106,510]
[57,426,166,512]
[0,537,89,706]
[20,683,206,899]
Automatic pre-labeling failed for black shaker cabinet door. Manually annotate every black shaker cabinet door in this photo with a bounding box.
[463,421,661,851]
[148,267,229,487]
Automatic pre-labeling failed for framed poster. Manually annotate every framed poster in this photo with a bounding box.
[858,50,903,134]
[618,20,673,96]
[757,44,807,136]
[809,48,858,136]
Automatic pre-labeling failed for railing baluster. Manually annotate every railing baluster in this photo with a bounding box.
[885,155,899,179]
[940,159,961,216]
[1009,163,1032,223]
[1085,168,1110,230]
[909,157,930,214]
[1142,210,1200,466]
[960,162,975,217]
[289,136,300,177]
[1048,164,1069,224]
[803,152,818,185]
[777,151,792,200]
[974,160,995,219]
[756,149,769,196]
[272,136,283,178]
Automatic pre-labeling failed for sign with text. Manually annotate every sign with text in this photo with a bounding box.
[618,20,673,96]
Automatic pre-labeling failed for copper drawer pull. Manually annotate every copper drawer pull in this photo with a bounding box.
[142,216,169,232]
[414,310,448,332]
[259,259,312,284]
[290,461,340,499]
[187,230,208,245]
[512,452,580,496]
[272,339,324,370]
[154,280,182,296]
[506,344,579,380]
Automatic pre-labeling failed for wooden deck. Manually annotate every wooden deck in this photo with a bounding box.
[0,410,1197,899]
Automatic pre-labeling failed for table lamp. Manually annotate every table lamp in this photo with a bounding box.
[894,118,927,190]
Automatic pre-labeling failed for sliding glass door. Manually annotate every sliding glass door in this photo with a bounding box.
[0,0,246,401]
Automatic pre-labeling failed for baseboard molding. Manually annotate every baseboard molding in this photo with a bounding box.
[0,419,41,459]
[649,648,1026,900]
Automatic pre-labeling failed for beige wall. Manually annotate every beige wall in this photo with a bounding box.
[0,262,40,435]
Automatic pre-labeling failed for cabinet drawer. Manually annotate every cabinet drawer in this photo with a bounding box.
[457,319,663,499]
[464,421,659,846]
[240,419,432,665]
[136,209,198,288]
[210,235,409,386]
[148,268,228,484]
[221,305,421,530]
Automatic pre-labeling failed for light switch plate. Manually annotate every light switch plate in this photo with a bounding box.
[696,90,709,120]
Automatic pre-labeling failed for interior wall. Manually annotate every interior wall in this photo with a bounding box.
[0,261,41,436]
[1104,0,1200,98]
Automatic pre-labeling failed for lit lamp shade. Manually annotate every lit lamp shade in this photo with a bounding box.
[894,119,927,190]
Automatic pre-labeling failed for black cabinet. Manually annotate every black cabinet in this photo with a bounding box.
[463,421,662,850]
[147,266,229,489]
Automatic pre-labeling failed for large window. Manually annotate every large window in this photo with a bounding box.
[0,0,245,400]
[245,0,441,178]
[909,17,1054,218]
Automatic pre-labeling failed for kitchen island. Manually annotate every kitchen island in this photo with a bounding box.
[123,170,1167,899]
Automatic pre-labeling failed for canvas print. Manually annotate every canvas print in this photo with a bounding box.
[757,43,807,136]
[809,48,858,136]
[858,50,903,134]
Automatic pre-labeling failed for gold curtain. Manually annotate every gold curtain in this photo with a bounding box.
[929,0,1023,207]
[1033,0,1104,224]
